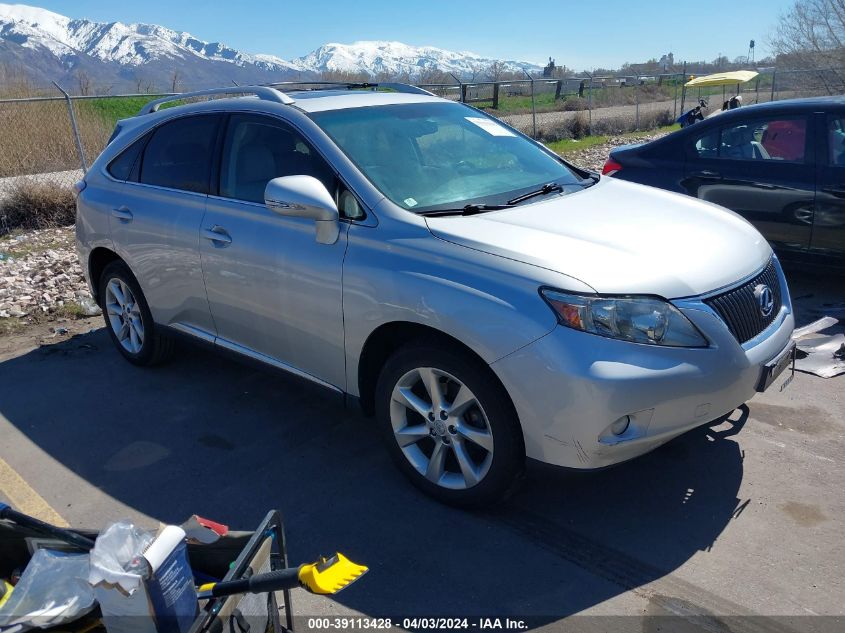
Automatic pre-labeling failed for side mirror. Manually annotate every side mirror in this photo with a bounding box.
[264,176,340,245]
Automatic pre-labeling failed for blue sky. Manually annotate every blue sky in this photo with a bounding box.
[35,0,794,69]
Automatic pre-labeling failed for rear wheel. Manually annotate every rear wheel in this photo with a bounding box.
[375,343,524,506]
[99,261,174,366]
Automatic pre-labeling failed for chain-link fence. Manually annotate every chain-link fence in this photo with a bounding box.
[0,67,839,222]
[423,68,840,143]
[421,74,685,141]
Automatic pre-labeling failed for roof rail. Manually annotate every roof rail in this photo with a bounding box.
[265,81,435,96]
[137,86,294,115]
[378,83,435,96]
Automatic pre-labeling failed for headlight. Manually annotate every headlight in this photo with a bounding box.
[540,289,708,347]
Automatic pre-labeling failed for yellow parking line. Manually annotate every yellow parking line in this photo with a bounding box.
[0,456,69,527]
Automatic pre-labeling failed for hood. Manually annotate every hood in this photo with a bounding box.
[424,178,771,298]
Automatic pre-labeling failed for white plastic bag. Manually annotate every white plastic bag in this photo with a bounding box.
[88,521,155,594]
[0,549,95,631]
[88,521,156,633]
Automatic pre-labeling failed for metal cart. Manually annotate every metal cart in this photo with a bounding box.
[0,510,294,633]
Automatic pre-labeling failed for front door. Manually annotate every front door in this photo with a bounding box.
[812,112,845,261]
[683,114,815,254]
[200,113,348,389]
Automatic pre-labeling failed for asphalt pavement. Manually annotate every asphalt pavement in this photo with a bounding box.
[0,268,842,632]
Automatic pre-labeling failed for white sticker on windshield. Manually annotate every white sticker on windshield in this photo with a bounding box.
[465,117,516,137]
[404,197,418,207]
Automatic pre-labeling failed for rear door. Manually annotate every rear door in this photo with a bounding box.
[683,113,815,253]
[110,114,222,336]
[812,111,845,261]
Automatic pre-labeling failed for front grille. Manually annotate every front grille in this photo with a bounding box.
[704,259,782,344]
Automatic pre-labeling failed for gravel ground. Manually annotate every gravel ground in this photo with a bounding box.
[0,169,84,197]
[557,129,673,171]
[0,226,99,324]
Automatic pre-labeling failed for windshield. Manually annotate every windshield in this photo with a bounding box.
[310,102,583,212]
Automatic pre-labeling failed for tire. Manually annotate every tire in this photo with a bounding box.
[375,341,525,507]
[98,260,174,366]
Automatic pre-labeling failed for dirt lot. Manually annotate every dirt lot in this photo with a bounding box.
[0,266,843,632]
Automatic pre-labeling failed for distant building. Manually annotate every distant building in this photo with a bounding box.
[543,57,556,78]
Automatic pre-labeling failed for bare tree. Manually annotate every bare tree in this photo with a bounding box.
[772,0,845,92]
[134,73,155,94]
[320,69,369,83]
[465,65,482,82]
[486,61,505,82]
[76,70,91,96]
[170,69,181,93]
[417,66,448,84]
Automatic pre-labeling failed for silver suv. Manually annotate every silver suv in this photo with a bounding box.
[76,83,795,505]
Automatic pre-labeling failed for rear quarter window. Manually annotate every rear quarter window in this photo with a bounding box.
[107,134,148,181]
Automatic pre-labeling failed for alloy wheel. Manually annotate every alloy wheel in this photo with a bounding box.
[105,278,144,354]
[389,367,494,490]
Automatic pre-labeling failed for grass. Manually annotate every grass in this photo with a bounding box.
[545,135,617,154]
[80,96,160,126]
[53,301,88,320]
[489,91,567,114]
[0,317,26,336]
[545,124,680,155]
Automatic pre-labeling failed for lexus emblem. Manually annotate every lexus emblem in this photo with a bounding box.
[754,284,774,317]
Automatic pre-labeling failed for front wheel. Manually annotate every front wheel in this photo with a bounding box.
[375,343,524,506]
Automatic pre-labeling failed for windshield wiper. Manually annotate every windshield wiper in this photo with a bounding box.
[418,183,567,217]
[506,182,564,205]
[419,203,511,217]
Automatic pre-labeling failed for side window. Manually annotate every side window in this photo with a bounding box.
[338,189,364,220]
[219,114,335,204]
[107,134,147,181]
[828,115,845,167]
[693,129,720,159]
[720,117,807,162]
[138,115,221,193]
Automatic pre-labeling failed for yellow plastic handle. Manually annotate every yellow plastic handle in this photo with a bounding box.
[0,580,13,609]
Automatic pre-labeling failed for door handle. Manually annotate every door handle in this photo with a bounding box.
[111,207,133,222]
[691,170,721,178]
[203,226,232,246]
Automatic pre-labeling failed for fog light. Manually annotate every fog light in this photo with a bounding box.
[611,415,631,436]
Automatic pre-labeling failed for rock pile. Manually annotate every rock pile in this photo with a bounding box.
[0,227,100,319]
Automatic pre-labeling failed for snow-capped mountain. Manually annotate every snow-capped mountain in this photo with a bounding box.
[0,3,303,72]
[295,41,540,78]
[0,3,542,90]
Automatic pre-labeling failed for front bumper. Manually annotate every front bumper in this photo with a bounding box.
[490,268,794,470]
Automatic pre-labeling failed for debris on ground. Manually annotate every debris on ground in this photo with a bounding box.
[0,226,96,323]
[793,317,845,378]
